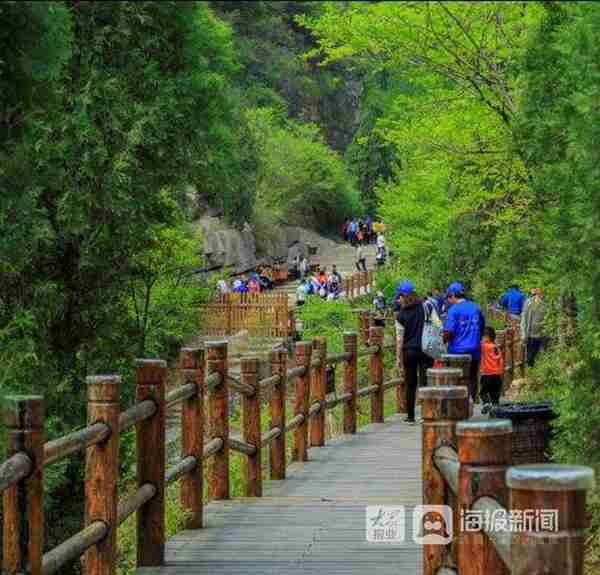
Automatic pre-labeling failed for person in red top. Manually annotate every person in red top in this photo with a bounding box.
[480,326,504,413]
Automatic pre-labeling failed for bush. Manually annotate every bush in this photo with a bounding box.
[247,108,362,235]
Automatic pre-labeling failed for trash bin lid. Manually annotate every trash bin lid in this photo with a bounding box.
[490,401,556,422]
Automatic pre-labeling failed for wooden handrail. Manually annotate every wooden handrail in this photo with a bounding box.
[226,375,255,397]
[432,445,459,496]
[44,421,110,466]
[229,436,257,456]
[165,382,197,408]
[165,456,198,485]
[0,452,32,493]
[120,399,156,433]
[42,522,108,575]
[421,382,596,575]
[1,311,407,575]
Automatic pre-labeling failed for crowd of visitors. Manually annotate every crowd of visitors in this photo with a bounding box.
[296,265,344,305]
[391,279,549,425]
[216,266,277,296]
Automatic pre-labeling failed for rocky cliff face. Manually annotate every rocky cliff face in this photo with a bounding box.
[194,215,339,274]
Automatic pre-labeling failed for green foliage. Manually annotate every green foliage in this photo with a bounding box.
[247,107,362,235]
[117,482,190,575]
[297,296,358,352]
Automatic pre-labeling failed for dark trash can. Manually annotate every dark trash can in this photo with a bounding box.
[489,401,556,464]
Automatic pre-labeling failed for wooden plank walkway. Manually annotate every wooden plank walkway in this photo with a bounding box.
[138,413,422,575]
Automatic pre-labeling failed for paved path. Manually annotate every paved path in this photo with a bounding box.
[138,414,422,575]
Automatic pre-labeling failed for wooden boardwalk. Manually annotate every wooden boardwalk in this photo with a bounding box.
[138,413,422,575]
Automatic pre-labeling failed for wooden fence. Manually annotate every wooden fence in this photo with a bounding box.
[200,271,375,338]
[201,292,290,338]
[342,270,374,300]
[418,314,595,575]
[0,323,401,575]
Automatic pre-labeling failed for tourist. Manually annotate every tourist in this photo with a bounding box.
[480,326,504,413]
[499,284,526,316]
[296,279,308,306]
[330,264,342,285]
[376,245,386,267]
[342,218,350,242]
[443,282,486,402]
[520,287,547,367]
[248,274,261,294]
[355,244,367,272]
[372,290,387,327]
[349,219,359,245]
[396,281,434,424]
[232,277,248,293]
[299,255,309,281]
[216,278,229,296]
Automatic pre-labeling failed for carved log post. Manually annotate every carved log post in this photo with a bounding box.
[505,328,514,391]
[427,368,463,387]
[294,342,312,461]
[343,332,358,434]
[358,310,371,345]
[270,348,287,479]
[136,360,166,567]
[507,464,595,575]
[369,326,385,423]
[3,396,44,575]
[419,386,469,575]
[179,348,204,528]
[207,341,229,500]
[310,337,327,447]
[241,357,261,496]
[85,377,120,575]
[456,419,512,575]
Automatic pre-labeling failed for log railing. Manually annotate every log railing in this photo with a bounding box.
[418,384,595,575]
[0,321,401,575]
[342,270,375,300]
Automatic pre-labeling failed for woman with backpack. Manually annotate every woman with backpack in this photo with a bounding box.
[396,280,434,424]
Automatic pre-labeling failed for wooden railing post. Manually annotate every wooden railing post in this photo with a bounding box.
[294,342,312,461]
[179,348,204,528]
[349,275,355,299]
[310,337,327,447]
[85,376,120,575]
[505,328,514,390]
[136,360,166,567]
[358,310,370,345]
[207,341,229,500]
[456,419,512,575]
[369,326,385,423]
[427,367,463,387]
[270,348,287,479]
[507,464,595,575]
[442,353,479,398]
[343,332,358,434]
[419,386,469,575]
[241,356,261,496]
[3,396,44,575]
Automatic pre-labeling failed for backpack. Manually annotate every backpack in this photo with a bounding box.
[421,300,445,359]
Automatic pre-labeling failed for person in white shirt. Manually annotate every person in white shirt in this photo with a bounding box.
[377,233,385,249]
[355,245,367,271]
[296,279,308,306]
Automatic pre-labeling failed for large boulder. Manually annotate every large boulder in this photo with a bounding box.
[194,215,339,274]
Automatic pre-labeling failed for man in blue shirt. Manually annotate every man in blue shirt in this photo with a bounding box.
[443,282,486,401]
[499,284,526,316]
